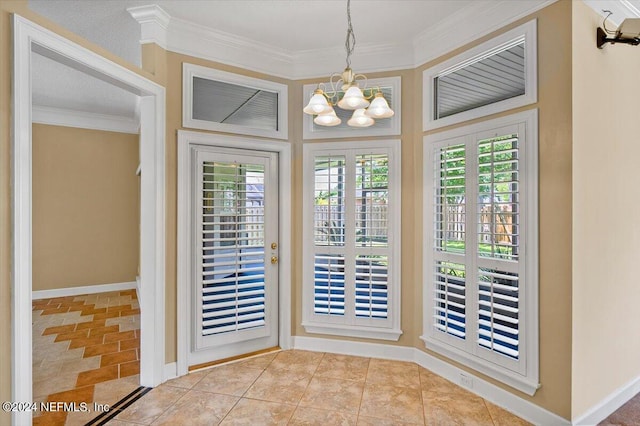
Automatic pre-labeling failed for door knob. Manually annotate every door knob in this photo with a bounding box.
[271,242,278,249]
[271,256,279,264]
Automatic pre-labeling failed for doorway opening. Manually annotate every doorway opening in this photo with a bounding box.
[12,14,165,425]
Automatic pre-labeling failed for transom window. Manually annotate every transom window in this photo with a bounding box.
[302,140,402,341]
[423,20,537,131]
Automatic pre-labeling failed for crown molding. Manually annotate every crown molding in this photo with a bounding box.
[621,0,640,17]
[414,0,556,68]
[127,5,170,49]
[129,1,557,80]
[584,0,640,26]
[292,41,415,79]
[32,105,140,134]
[167,16,293,79]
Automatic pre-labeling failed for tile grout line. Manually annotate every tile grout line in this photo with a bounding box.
[355,355,371,423]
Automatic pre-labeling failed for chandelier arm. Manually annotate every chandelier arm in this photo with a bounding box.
[362,85,382,100]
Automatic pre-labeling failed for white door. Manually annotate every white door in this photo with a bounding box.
[189,146,279,366]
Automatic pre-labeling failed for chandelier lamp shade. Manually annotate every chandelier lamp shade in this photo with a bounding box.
[302,0,394,128]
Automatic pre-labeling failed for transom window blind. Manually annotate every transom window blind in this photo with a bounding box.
[200,161,266,336]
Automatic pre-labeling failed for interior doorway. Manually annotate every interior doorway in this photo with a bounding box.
[11,14,165,425]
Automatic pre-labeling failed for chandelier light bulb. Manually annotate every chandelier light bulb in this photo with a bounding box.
[347,108,374,127]
[365,92,394,119]
[303,89,333,115]
[314,109,342,126]
[337,86,370,110]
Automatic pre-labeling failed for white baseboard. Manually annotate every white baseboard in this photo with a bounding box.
[292,336,570,426]
[164,362,178,381]
[32,281,137,300]
[572,374,640,426]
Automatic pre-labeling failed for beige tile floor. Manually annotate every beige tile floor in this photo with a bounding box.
[110,350,532,425]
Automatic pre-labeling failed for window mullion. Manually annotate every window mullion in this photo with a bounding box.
[344,150,357,323]
[466,135,479,357]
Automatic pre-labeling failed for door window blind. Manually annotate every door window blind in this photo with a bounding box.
[200,161,266,336]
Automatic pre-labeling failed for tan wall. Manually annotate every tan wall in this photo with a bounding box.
[415,0,573,418]
[571,1,640,418]
[32,124,139,291]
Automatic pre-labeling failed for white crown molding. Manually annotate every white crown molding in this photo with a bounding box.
[128,1,557,79]
[168,16,293,79]
[584,0,640,26]
[621,0,640,16]
[33,105,140,134]
[127,4,170,49]
[292,41,415,79]
[414,0,556,68]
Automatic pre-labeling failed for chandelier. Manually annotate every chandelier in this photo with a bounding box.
[303,0,394,127]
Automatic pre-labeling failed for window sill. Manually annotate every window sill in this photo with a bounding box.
[420,335,540,396]
[303,322,403,342]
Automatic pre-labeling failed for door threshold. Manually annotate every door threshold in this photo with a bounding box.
[189,346,281,372]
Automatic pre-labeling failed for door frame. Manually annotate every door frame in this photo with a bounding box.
[176,130,292,376]
[12,15,166,424]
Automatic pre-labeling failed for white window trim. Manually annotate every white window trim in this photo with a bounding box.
[423,20,537,131]
[421,109,539,396]
[302,139,402,341]
[183,63,288,140]
[302,76,401,140]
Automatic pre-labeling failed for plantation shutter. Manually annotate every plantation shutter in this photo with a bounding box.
[430,130,523,370]
[354,153,390,322]
[311,149,394,328]
[199,160,267,337]
[431,143,468,351]
[476,134,521,363]
[313,156,346,317]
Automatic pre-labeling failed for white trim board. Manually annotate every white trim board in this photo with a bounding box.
[292,336,570,426]
[127,1,556,80]
[12,15,166,425]
[32,105,139,134]
[32,281,136,300]
[573,375,640,426]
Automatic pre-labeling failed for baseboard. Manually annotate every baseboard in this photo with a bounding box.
[292,336,570,426]
[32,281,137,300]
[164,362,178,381]
[292,336,414,361]
[573,374,640,426]
[412,349,570,426]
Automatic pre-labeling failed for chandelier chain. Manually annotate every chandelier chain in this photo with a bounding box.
[345,0,356,69]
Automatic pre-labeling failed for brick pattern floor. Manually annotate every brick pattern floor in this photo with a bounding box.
[32,290,141,426]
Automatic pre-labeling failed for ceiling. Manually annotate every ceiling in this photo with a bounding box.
[26,0,640,129]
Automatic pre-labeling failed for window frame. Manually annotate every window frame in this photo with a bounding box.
[423,20,537,131]
[421,109,539,395]
[302,139,402,341]
[302,76,401,140]
[183,63,288,140]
